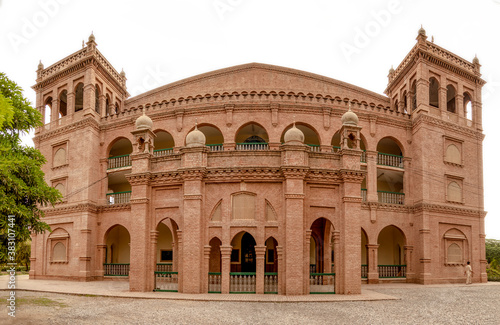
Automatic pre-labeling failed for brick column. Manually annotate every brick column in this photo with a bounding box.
[221,245,232,294]
[404,245,414,282]
[305,230,312,294]
[276,245,284,294]
[203,245,211,293]
[151,230,159,290]
[366,150,378,202]
[332,231,341,290]
[96,244,107,279]
[255,245,266,294]
[51,98,59,122]
[366,244,379,284]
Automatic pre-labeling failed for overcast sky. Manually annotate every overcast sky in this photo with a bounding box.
[1,0,499,239]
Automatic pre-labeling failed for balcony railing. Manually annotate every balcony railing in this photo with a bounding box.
[154,271,178,292]
[153,148,174,157]
[156,263,173,272]
[309,273,335,294]
[308,144,321,152]
[377,153,404,168]
[206,144,224,152]
[104,263,129,276]
[208,272,222,293]
[235,143,269,151]
[378,191,405,205]
[361,264,368,278]
[107,154,131,169]
[106,191,131,205]
[332,146,340,153]
[361,189,367,202]
[378,265,406,278]
[361,150,366,163]
[264,272,278,294]
[230,272,256,293]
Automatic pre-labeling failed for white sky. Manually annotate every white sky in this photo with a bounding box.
[0,0,499,239]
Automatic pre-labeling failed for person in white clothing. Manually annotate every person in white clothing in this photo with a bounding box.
[464,261,473,285]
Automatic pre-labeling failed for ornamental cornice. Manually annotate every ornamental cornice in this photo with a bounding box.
[178,168,207,180]
[205,167,283,182]
[361,202,412,213]
[305,169,341,182]
[126,172,152,185]
[130,198,150,204]
[44,203,99,216]
[284,194,305,199]
[339,170,365,182]
[281,166,309,178]
[412,114,483,140]
[411,202,484,217]
[343,196,363,203]
[97,203,131,212]
[35,117,100,142]
[184,194,203,200]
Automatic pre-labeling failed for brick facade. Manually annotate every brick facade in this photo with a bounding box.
[30,29,487,295]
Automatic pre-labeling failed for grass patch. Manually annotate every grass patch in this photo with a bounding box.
[16,297,68,308]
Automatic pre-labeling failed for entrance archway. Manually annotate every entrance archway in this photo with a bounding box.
[230,231,257,293]
[377,225,406,278]
[104,225,130,276]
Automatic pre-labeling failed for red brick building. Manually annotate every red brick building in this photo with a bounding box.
[30,28,487,294]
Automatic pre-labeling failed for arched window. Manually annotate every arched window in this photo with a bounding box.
[447,85,456,113]
[402,90,408,114]
[105,95,111,116]
[95,86,100,113]
[464,92,472,120]
[447,244,462,263]
[59,90,68,117]
[53,148,66,167]
[52,242,66,261]
[445,144,461,165]
[44,97,53,124]
[411,81,417,112]
[429,77,439,108]
[447,181,462,202]
[75,83,84,112]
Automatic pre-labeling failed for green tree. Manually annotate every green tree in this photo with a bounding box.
[486,239,500,264]
[0,72,61,264]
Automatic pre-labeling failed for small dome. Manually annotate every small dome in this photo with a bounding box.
[389,66,395,75]
[342,105,359,126]
[284,123,304,144]
[135,111,153,130]
[186,125,206,147]
[89,32,95,42]
[120,69,126,77]
[38,60,44,70]
[473,55,480,65]
[418,25,426,36]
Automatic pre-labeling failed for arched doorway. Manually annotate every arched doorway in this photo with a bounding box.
[155,219,178,292]
[309,218,335,294]
[230,232,256,293]
[264,237,278,294]
[377,225,406,278]
[104,225,130,276]
[208,237,222,293]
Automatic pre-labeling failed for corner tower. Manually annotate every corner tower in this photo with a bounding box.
[385,27,487,284]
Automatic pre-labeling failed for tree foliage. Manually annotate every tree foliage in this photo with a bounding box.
[0,72,61,263]
[486,239,500,265]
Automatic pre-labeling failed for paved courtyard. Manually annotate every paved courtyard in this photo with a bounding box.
[1,276,500,324]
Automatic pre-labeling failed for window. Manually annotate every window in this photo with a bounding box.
[232,192,256,220]
[429,77,439,108]
[447,244,461,263]
[52,242,66,262]
[161,250,172,262]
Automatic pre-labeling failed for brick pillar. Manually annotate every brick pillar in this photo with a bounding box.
[281,140,308,295]
[403,157,412,205]
[29,233,37,278]
[438,86,447,115]
[276,245,284,294]
[78,227,92,280]
[221,245,232,294]
[366,150,378,202]
[51,98,59,122]
[305,230,312,294]
[404,245,414,282]
[67,91,75,119]
[366,244,379,284]
[332,231,341,290]
[151,230,159,290]
[418,211,432,284]
[203,245,211,293]
[255,245,266,294]
[96,244,106,279]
